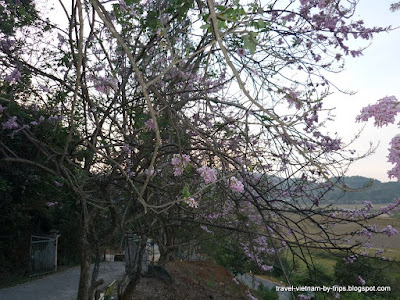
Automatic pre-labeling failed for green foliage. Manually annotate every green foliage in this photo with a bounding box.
[203,235,256,275]
[0,0,38,35]
[256,285,279,300]
[339,294,389,300]
[324,176,400,204]
[0,100,81,271]
[290,263,333,287]
[334,256,391,297]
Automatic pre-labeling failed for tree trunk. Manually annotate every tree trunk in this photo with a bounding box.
[77,201,91,300]
[88,251,104,300]
[77,239,91,300]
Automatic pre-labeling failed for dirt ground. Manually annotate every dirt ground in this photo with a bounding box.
[133,260,249,300]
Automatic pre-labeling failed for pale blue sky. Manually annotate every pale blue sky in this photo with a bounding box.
[47,0,399,182]
[326,0,400,182]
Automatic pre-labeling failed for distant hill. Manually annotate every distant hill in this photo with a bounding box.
[323,176,400,204]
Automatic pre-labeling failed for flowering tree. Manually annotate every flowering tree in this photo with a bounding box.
[1,0,399,299]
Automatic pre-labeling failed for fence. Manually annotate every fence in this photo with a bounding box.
[124,233,160,274]
[29,235,58,276]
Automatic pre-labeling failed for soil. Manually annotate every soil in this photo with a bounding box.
[133,260,249,300]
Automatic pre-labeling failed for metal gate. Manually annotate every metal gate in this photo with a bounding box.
[30,235,57,276]
[125,233,151,274]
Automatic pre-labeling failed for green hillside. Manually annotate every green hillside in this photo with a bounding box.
[324,176,400,204]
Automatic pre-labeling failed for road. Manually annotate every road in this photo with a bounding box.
[0,262,125,300]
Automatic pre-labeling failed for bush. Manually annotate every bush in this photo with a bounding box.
[256,285,279,300]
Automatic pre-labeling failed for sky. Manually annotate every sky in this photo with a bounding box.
[325,0,400,182]
[45,0,399,182]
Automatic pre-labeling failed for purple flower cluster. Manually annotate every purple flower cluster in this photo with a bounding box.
[0,38,15,51]
[185,197,198,208]
[388,135,400,181]
[298,294,313,300]
[122,144,131,154]
[343,254,358,264]
[285,88,302,110]
[228,176,244,193]
[197,166,217,184]
[5,68,21,83]
[380,225,399,237]
[92,75,118,94]
[54,181,63,187]
[144,118,155,131]
[171,154,190,176]
[356,96,400,127]
[2,116,18,130]
[357,275,366,286]
[200,225,213,234]
[236,48,246,57]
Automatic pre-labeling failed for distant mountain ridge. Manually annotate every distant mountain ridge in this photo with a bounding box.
[323,176,400,204]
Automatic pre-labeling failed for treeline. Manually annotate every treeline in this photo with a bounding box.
[323,176,400,204]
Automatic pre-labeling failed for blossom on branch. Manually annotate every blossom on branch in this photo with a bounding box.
[381,225,399,237]
[144,118,155,131]
[356,96,400,127]
[2,116,18,130]
[5,68,21,83]
[197,166,217,184]
[228,176,244,193]
[357,275,366,286]
[185,197,198,208]
[171,154,190,176]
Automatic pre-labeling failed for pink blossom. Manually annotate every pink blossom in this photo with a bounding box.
[356,96,400,127]
[5,68,21,83]
[144,168,155,177]
[122,145,131,154]
[387,135,400,181]
[92,76,118,94]
[381,225,399,237]
[39,84,50,93]
[171,154,190,176]
[2,116,18,130]
[236,48,246,57]
[260,265,273,271]
[358,275,366,286]
[144,118,155,131]
[228,176,244,193]
[298,294,312,300]
[200,225,214,234]
[285,88,302,109]
[54,181,63,187]
[185,197,198,208]
[197,166,217,184]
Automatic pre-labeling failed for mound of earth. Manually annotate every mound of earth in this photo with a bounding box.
[133,260,249,299]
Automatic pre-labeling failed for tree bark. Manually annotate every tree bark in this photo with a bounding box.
[77,236,91,300]
[77,199,91,300]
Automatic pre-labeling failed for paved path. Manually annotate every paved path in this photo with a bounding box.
[236,273,291,300]
[0,262,125,300]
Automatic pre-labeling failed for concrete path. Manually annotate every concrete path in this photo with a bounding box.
[236,273,291,300]
[0,262,125,300]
